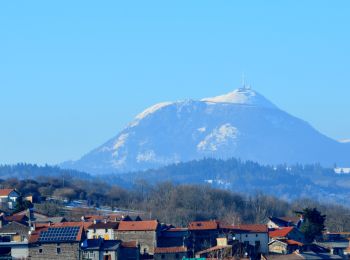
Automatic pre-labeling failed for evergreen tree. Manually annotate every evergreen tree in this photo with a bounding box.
[300,208,326,242]
[13,196,33,213]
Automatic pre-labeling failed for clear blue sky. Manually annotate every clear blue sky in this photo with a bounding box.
[0,1,349,165]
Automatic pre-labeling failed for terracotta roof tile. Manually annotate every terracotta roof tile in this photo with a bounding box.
[118,220,159,231]
[188,221,219,230]
[154,246,188,254]
[269,227,294,238]
[0,189,16,197]
[231,224,268,233]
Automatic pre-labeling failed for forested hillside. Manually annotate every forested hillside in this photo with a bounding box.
[124,158,350,205]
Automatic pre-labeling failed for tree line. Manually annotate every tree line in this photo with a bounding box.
[0,175,349,232]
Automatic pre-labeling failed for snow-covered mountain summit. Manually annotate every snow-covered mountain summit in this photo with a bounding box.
[61,87,350,174]
[201,86,277,109]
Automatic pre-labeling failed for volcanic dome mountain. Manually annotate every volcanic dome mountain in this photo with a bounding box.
[62,87,350,174]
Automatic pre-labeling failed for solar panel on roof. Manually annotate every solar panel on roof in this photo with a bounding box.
[38,226,80,243]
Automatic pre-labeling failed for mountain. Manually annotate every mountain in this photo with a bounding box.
[61,87,350,174]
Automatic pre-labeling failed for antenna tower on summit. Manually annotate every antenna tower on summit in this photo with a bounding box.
[241,73,247,89]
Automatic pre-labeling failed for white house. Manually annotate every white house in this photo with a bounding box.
[226,224,269,254]
[0,189,20,210]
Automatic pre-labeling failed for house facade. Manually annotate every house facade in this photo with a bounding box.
[115,220,160,256]
[80,239,120,260]
[154,246,189,260]
[28,222,86,260]
[188,220,220,252]
[87,221,119,240]
[223,224,269,254]
[0,189,20,210]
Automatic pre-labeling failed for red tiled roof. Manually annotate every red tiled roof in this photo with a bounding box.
[231,224,268,233]
[0,189,16,197]
[188,221,219,230]
[118,220,159,231]
[121,240,138,248]
[154,246,188,254]
[269,227,294,238]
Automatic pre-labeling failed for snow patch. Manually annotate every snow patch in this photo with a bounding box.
[197,124,239,151]
[334,167,350,174]
[136,102,172,120]
[112,134,129,158]
[128,102,172,127]
[197,127,206,132]
[113,133,129,151]
[112,155,127,167]
[137,150,157,162]
[201,87,276,109]
[339,139,350,144]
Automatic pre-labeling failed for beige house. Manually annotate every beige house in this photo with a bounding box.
[87,221,119,240]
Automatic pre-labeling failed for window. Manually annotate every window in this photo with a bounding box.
[256,234,258,237]
[39,249,42,253]
[105,229,108,233]
[57,248,61,254]
[161,255,165,259]
[175,253,180,258]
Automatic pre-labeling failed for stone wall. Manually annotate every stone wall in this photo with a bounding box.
[29,242,81,260]
[115,231,157,255]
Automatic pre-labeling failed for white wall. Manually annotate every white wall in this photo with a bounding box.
[87,228,115,240]
[234,232,269,254]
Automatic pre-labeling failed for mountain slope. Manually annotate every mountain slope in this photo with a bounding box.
[62,87,350,174]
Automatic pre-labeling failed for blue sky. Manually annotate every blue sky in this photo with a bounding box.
[0,1,349,165]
